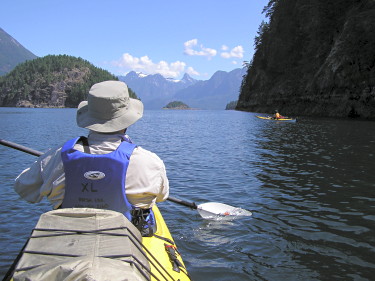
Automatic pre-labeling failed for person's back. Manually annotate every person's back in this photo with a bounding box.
[274,110,284,119]
[14,81,169,235]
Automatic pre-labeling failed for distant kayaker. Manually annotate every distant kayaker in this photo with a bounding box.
[14,80,169,236]
[274,110,285,119]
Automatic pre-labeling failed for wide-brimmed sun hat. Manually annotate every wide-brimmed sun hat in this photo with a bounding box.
[76,80,143,133]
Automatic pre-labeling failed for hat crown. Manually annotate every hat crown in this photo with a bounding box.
[88,81,130,120]
[76,81,143,133]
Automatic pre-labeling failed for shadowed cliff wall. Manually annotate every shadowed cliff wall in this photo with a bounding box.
[237,0,375,119]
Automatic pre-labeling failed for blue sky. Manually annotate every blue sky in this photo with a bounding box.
[1,0,268,80]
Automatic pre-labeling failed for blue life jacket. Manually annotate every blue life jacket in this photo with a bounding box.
[60,137,136,221]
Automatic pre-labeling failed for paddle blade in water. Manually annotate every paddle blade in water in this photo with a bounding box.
[197,202,252,219]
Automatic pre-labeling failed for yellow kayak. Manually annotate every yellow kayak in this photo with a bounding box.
[5,207,191,281]
[143,205,190,280]
[256,115,297,122]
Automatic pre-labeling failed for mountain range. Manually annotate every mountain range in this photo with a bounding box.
[0,28,37,76]
[119,68,246,110]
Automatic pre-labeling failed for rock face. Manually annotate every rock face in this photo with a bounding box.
[13,69,89,108]
[237,0,375,119]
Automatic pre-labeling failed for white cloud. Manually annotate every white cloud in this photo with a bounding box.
[220,45,244,59]
[184,39,217,58]
[186,66,199,76]
[113,53,186,78]
[221,45,229,51]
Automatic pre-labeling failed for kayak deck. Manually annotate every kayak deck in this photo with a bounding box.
[5,207,190,281]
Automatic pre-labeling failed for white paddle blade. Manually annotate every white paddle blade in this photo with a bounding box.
[197,202,252,219]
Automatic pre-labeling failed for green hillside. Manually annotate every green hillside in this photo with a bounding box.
[0,55,138,108]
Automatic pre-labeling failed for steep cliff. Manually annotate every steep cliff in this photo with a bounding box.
[237,0,375,119]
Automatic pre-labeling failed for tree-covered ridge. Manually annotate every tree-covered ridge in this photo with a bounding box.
[0,55,138,108]
[163,101,190,109]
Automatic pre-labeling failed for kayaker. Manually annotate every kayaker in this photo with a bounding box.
[274,110,285,119]
[13,80,169,236]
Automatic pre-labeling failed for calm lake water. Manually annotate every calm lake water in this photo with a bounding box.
[0,108,374,280]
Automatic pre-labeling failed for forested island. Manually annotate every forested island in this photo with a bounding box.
[237,0,375,120]
[0,55,138,108]
[163,101,191,109]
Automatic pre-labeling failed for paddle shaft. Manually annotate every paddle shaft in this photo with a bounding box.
[0,139,200,210]
[0,139,43,157]
[167,196,197,209]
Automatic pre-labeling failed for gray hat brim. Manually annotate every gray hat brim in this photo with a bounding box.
[76,98,143,133]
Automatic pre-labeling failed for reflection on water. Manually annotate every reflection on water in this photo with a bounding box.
[0,108,374,280]
[247,117,375,280]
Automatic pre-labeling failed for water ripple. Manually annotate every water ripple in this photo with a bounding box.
[1,109,374,280]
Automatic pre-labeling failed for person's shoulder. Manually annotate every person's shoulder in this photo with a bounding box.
[133,146,162,160]
[130,146,166,170]
[132,147,167,169]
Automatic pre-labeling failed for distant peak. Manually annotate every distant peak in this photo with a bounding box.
[182,73,191,79]
[181,73,196,83]
[125,71,148,78]
[137,72,148,78]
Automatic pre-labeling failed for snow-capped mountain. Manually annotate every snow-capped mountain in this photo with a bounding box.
[119,68,246,109]
[119,72,198,109]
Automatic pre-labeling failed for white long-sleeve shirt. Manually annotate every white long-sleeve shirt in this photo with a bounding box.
[14,131,169,209]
